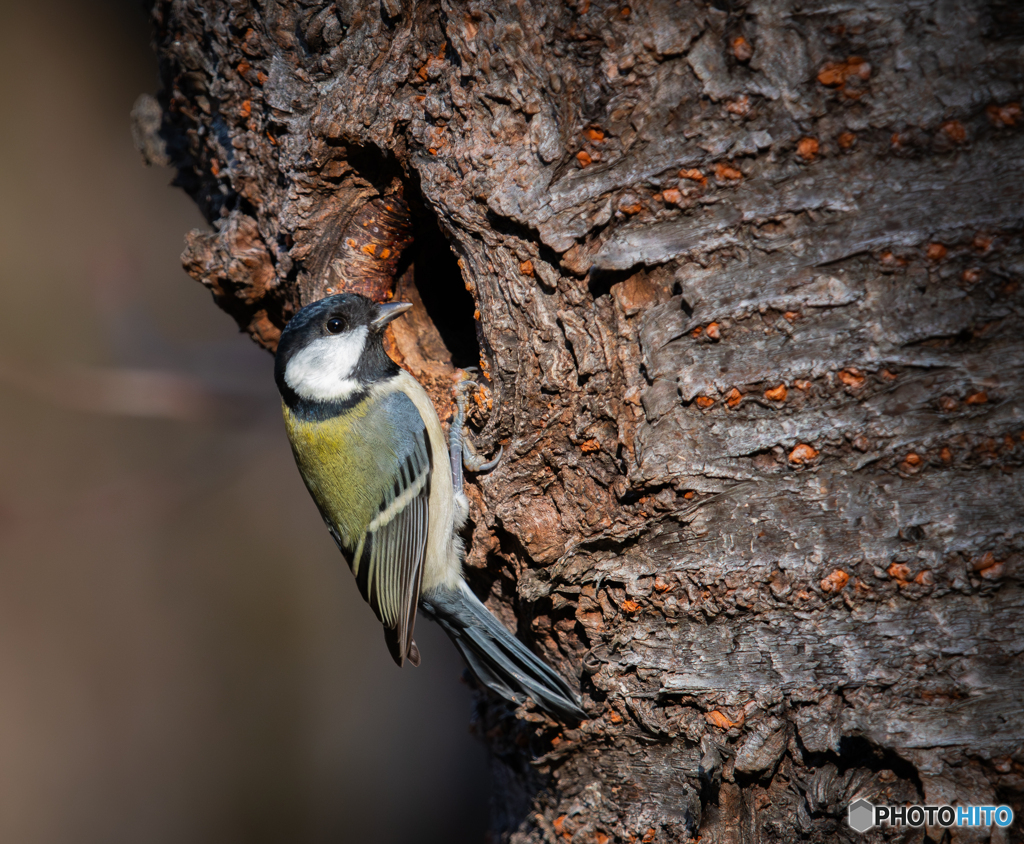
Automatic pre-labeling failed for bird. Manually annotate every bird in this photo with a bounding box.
[273,292,585,721]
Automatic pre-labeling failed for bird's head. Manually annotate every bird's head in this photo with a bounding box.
[274,293,411,404]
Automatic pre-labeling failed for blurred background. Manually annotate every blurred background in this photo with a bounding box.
[0,2,490,841]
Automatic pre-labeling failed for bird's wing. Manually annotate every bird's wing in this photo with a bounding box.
[341,390,432,667]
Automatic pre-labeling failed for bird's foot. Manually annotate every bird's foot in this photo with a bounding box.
[449,372,502,494]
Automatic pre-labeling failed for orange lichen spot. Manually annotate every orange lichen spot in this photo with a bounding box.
[986,102,1022,127]
[584,126,605,142]
[914,570,935,586]
[379,248,391,259]
[642,829,657,844]
[817,62,847,87]
[879,250,908,267]
[608,710,624,724]
[596,832,610,844]
[417,51,446,82]
[621,599,640,613]
[939,396,958,412]
[971,551,995,572]
[519,259,535,276]
[926,242,948,261]
[553,815,567,835]
[346,239,358,249]
[837,131,857,149]
[580,438,601,453]
[473,309,481,320]
[838,368,866,389]
[765,384,788,402]
[974,232,994,252]
[880,369,897,381]
[683,491,695,500]
[939,120,967,144]
[783,311,800,321]
[940,446,953,463]
[706,710,735,729]
[361,243,378,256]
[576,150,593,167]
[794,379,812,391]
[965,391,989,405]
[619,200,644,214]
[705,321,721,340]
[887,563,911,581]
[962,267,982,285]
[237,60,251,77]
[726,387,743,407]
[726,95,751,116]
[715,162,743,181]
[620,5,631,16]
[210,158,220,176]
[239,99,251,118]
[661,187,682,205]
[256,70,268,85]
[679,168,707,185]
[731,35,753,61]
[817,56,871,87]
[654,576,673,592]
[789,443,819,464]
[691,326,704,339]
[796,137,819,160]
[266,131,277,145]
[980,560,1005,580]
[820,569,849,593]
[903,452,922,467]
[695,396,715,408]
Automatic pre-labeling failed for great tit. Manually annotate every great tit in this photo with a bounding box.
[274,293,585,721]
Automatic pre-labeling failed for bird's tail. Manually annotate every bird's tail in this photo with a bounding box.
[420,582,586,722]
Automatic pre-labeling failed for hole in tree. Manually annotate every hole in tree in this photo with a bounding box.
[405,208,480,369]
[395,155,479,369]
[588,265,637,300]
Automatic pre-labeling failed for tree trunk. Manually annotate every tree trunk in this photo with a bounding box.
[139,0,1024,841]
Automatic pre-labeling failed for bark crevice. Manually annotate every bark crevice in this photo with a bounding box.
[143,0,1024,840]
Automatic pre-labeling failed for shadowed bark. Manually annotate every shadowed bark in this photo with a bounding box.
[138,1,1024,841]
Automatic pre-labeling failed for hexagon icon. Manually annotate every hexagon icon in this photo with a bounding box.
[848,799,875,832]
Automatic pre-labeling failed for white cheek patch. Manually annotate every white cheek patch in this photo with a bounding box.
[284,326,368,401]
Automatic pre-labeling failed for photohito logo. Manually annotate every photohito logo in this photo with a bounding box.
[848,799,1014,833]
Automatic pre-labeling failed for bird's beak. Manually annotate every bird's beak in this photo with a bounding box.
[371,301,413,330]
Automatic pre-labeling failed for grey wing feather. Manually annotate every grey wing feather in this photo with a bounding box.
[348,391,433,667]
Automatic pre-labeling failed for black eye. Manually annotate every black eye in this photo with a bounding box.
[326,317,344,334]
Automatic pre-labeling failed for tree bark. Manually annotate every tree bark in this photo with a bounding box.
[139,1,1024,841]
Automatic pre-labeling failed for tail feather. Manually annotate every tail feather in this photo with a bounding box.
[421,582,586,722]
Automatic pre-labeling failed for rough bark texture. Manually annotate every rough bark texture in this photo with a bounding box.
[139,0,1024,841]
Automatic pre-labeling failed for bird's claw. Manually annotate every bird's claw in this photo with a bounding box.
[449,375,501,493]
[463,440,503,473]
